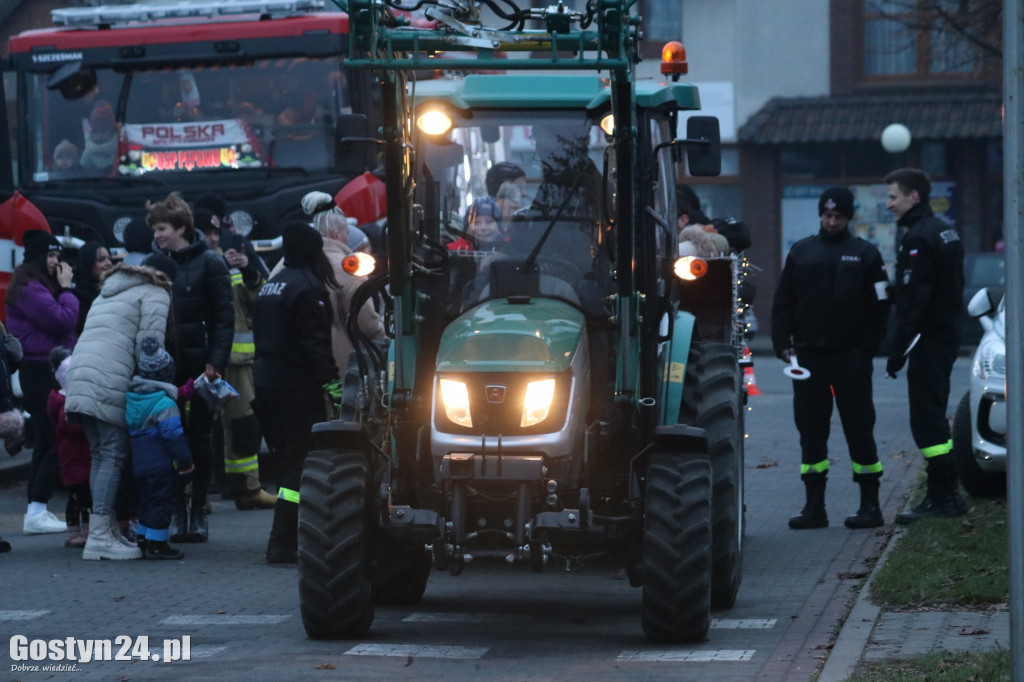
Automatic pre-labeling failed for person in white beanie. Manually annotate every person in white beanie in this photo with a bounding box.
[271,191,385,379]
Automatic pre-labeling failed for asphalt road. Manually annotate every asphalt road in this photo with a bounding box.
[0,348,971,681]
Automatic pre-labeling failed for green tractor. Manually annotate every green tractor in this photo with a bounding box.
[299,0,747,643]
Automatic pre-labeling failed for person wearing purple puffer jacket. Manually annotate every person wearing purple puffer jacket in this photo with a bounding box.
[5,229,79,535]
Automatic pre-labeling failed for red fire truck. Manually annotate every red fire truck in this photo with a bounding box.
[0,0,378,258]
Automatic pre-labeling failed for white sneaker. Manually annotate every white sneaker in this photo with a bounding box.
[23,510,67,535]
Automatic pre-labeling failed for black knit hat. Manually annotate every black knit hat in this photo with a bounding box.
[282,220,324,267]
[194,208,219,235]
[22,229,62,264]
[142,253,178,282]
[122,217,152,255]
[195,194,228,219]
[818,186,855,219]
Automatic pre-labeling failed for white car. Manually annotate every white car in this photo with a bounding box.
[951,288,1007,496]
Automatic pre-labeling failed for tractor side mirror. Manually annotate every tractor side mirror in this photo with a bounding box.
[335,113,373,177]
[48,62,97,100]
[685,116,721,177]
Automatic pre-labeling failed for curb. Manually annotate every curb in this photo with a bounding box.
[817,526,905,682]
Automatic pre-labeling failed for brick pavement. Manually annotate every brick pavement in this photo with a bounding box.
[741,337,1008,681]
[0,341,998,682]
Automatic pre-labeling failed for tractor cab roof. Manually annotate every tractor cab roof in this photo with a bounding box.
[411,74,702,114]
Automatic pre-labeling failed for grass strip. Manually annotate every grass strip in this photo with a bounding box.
[869,495,1008,609]
[846,648,1009,682]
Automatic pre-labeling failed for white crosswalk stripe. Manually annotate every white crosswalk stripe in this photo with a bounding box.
[0,610,51,621]
[712,618,777,629]
[403,612,531,624]
[159,615,290,625]
[617,649,757,662]
[345,643,489,660]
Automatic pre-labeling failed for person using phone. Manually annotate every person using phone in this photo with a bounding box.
[5,230,80,536]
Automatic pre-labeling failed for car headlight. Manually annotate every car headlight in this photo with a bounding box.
[973,335,1006,380]
[439,379,472,428]
[112,216,132,244]
[521,378,555,427]
[228,210,254,237]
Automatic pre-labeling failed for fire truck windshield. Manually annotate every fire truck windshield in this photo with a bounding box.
[26,57,350,183]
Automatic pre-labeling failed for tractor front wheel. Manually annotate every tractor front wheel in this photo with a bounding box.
[298,449,374,639]
[641,452,712,643]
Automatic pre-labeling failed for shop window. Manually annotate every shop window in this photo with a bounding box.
[861,0,984,81]
[781,145,841,179]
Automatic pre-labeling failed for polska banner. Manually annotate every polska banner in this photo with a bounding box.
[120,119,257,149]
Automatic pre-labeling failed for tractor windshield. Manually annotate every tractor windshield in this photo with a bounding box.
[24,57,350,183]
[420,111,615,313]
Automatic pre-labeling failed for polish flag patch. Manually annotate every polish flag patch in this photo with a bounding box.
[909,249,918,257]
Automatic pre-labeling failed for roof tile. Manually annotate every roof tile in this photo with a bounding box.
[738,92,1002,144]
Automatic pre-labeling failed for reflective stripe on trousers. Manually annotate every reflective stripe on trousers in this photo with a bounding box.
[225,454,259,474]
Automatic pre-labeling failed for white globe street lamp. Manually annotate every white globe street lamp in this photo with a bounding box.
[881,123,912,153]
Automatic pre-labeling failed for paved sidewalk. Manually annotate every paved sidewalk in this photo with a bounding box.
[747,336,1008,681]
[4,342,1006,681]
[819,520,1010,681]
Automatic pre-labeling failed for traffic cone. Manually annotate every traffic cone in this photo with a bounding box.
[742,346,761,396]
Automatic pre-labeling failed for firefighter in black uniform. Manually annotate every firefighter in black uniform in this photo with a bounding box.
[251,221,342,563]
[883,168,966,523]
[772,186,891,530]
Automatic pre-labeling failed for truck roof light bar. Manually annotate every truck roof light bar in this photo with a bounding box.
[52,0,325,28]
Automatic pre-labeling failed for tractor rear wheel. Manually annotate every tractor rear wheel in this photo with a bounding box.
[680,342,745,609]
[298,449,374,639]
[641,452,712,643]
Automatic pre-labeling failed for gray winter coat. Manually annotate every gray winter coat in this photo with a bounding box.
[65,265,172,427]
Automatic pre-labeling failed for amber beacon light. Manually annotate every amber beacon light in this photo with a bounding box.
[674,256,707,281]
[661,41,688,79]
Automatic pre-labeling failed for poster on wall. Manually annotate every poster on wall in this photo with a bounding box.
[781,182,956,271]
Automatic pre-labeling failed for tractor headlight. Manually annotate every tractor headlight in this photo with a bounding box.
[416,108,453,136]
[439,379,472,427]
[521,378,555,427]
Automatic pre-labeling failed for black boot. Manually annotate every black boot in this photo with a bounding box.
[187,491,209,543]
[169,497,189,543]
[845,477,884,529]
[789,475,828,529]
[144,540,184,560]
[896,455,966,524]
[266,499,298,564]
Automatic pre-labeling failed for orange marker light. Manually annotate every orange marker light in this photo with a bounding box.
[674,256,707,281]
[661,41,688,76]
[342,252,376,277]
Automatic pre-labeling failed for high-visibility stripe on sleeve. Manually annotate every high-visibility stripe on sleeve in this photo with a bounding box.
[278,487,300,504]
[231,331,255,355]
